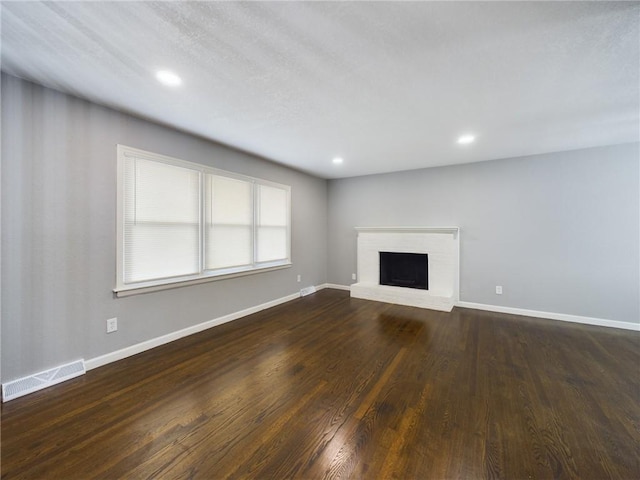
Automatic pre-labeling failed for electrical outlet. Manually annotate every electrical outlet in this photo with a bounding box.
[495,286,503,295]
[352,273,357,280]
[106,317,118,333]
[297,274,301,282]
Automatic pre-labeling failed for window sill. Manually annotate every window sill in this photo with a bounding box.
[114,262,292,297]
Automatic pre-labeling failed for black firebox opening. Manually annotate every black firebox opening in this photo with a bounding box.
[379,252,428,290]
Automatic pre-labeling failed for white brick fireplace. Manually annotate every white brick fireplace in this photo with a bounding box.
[350,227,459,312]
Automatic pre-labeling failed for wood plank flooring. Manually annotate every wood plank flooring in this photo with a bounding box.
[2,289,639,479]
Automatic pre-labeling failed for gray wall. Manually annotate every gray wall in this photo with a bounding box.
[328,143,640,325]
[1,74,328,382]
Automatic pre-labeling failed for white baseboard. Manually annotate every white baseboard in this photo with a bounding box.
[85,291,301,371]
[318,283,351,291]
[76,287,640,376]
[316,285,638,332]
[456,301,640,332]
[319,284,637,331]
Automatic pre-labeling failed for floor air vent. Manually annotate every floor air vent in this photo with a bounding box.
[2,359,86,402]
[300,286,317,297]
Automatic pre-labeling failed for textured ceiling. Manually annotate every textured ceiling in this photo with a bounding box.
[2,1,638,179]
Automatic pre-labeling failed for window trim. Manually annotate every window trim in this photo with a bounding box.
[115,145,291,297]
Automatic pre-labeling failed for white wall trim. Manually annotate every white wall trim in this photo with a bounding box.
[318,283,351,291]
[85,291,301,371]
[456,301,640,332]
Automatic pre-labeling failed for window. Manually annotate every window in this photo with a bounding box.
[257,184,289,262]
[116,145,291,295]
[205,175,253,270]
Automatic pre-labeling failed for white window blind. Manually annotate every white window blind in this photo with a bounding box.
[116,145,291,295]
[205,175,253,270]
[257,184,289,263]
[123,156,201,283]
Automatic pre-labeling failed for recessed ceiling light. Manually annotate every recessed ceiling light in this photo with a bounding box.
[332,157,344,165]
[156,70,182,87]
[457,134,476,145]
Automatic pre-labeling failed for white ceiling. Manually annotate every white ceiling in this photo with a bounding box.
[2,1,638,179]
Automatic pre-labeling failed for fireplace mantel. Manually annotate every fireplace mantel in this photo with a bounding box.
[355,226,459,237]
[351,226,460,312]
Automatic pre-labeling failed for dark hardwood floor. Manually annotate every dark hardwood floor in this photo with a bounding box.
[2,289,639,479]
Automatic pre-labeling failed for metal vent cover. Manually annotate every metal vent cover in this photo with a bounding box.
[2,359,86,402]
[300,286,317,297]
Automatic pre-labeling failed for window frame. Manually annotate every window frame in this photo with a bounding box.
[115,145,291,297]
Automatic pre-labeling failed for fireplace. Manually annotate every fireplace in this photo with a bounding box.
[379,252,428,290]
[351,227,459,312]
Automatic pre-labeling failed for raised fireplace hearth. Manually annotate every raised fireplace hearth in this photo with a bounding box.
[351,227,459,312]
